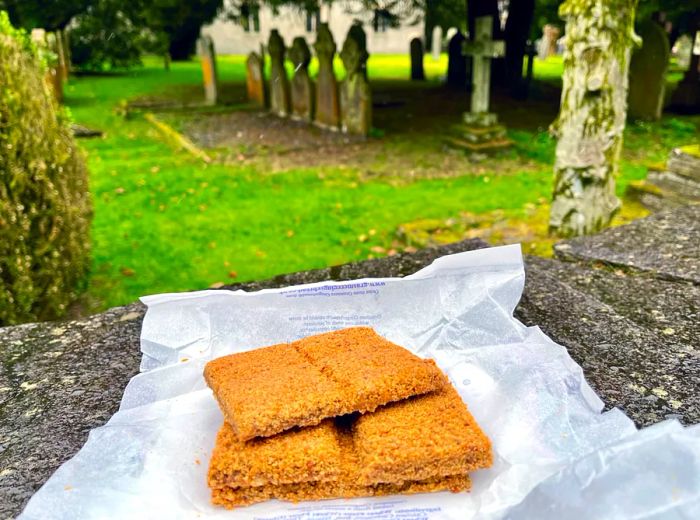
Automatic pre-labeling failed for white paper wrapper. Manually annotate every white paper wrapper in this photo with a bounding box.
[20,245,700,519]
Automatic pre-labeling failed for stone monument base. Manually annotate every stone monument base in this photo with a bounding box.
[627,146,700,211]
[445,112,512,155]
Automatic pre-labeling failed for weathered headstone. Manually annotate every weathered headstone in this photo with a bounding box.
[313,23,340,130]
[446,30,467,88]
[628,21,669,121]
[446,16,510,155]
[523,40,537,98]
[537,24,560,59]
[246,50,266,107]
[268,29,290,117]
[197,35,218,106]
[431,26,443,61]
[670,29,700,113]
[674,34,692,70]
[410,37,425,80]
[340,23,372,136]
[288,36,314,122]
[42,31,63,103]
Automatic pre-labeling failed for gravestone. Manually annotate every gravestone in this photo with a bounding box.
[628,21,669,121]
[268,29,290,117]
[446,16,510,155]
[446,30,467,88]
[537,24,560,59]
[340,23,372,136]
[42,32,63,103]
[431,26,443,61]
[246,50,267,107]
[314,23,340,130]
[288,36,314,122]
[674,34,692,70]
[410,38,425,80]
[670,30,700,112]
[196,35,218,106]
[523,41,537,98]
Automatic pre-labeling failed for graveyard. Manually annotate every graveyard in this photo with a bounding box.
[2,1,700,518]
[57,52,697,312]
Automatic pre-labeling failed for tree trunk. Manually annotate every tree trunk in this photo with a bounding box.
[549,0,640,237]
[424,0,437,52]
[503,0,535,96]
[467,0,501,40]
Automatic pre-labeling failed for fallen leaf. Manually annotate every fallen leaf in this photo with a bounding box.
[228,271,238,279]
[120,267,135,277]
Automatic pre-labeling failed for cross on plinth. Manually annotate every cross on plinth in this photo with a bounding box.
[444,16,511,156]
[463,16,505,114]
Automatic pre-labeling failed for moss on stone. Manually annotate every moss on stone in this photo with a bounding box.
[0,12,92,325]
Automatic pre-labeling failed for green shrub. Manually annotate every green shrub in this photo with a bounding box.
[0,12,92,325]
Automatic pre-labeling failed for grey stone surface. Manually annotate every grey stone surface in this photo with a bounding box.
[517,256,699,428]
[0,303,145,518]
[554,205,700,284]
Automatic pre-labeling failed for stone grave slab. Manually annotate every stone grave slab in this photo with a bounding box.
[517,255,699,428]
[627,147,700,211]
[554,205,699,284]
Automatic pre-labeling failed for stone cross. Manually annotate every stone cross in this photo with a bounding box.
[197,35,218,106]
[463,16,504,114]
[340,23,371,136]
[288,36,314,122]
[268,29,290,117]
[314,23,340,129]
[431,26,443,61]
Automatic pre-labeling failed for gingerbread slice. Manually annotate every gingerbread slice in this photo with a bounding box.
[207,379,492,509]
[204,327,445,441]
[353,384,493,485]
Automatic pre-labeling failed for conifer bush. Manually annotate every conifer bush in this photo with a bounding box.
[0,12,92,325]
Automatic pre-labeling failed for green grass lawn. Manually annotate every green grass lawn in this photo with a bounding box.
[64,54,699,313]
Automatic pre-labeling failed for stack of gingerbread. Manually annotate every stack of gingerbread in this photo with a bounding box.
[204,327,492,509]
